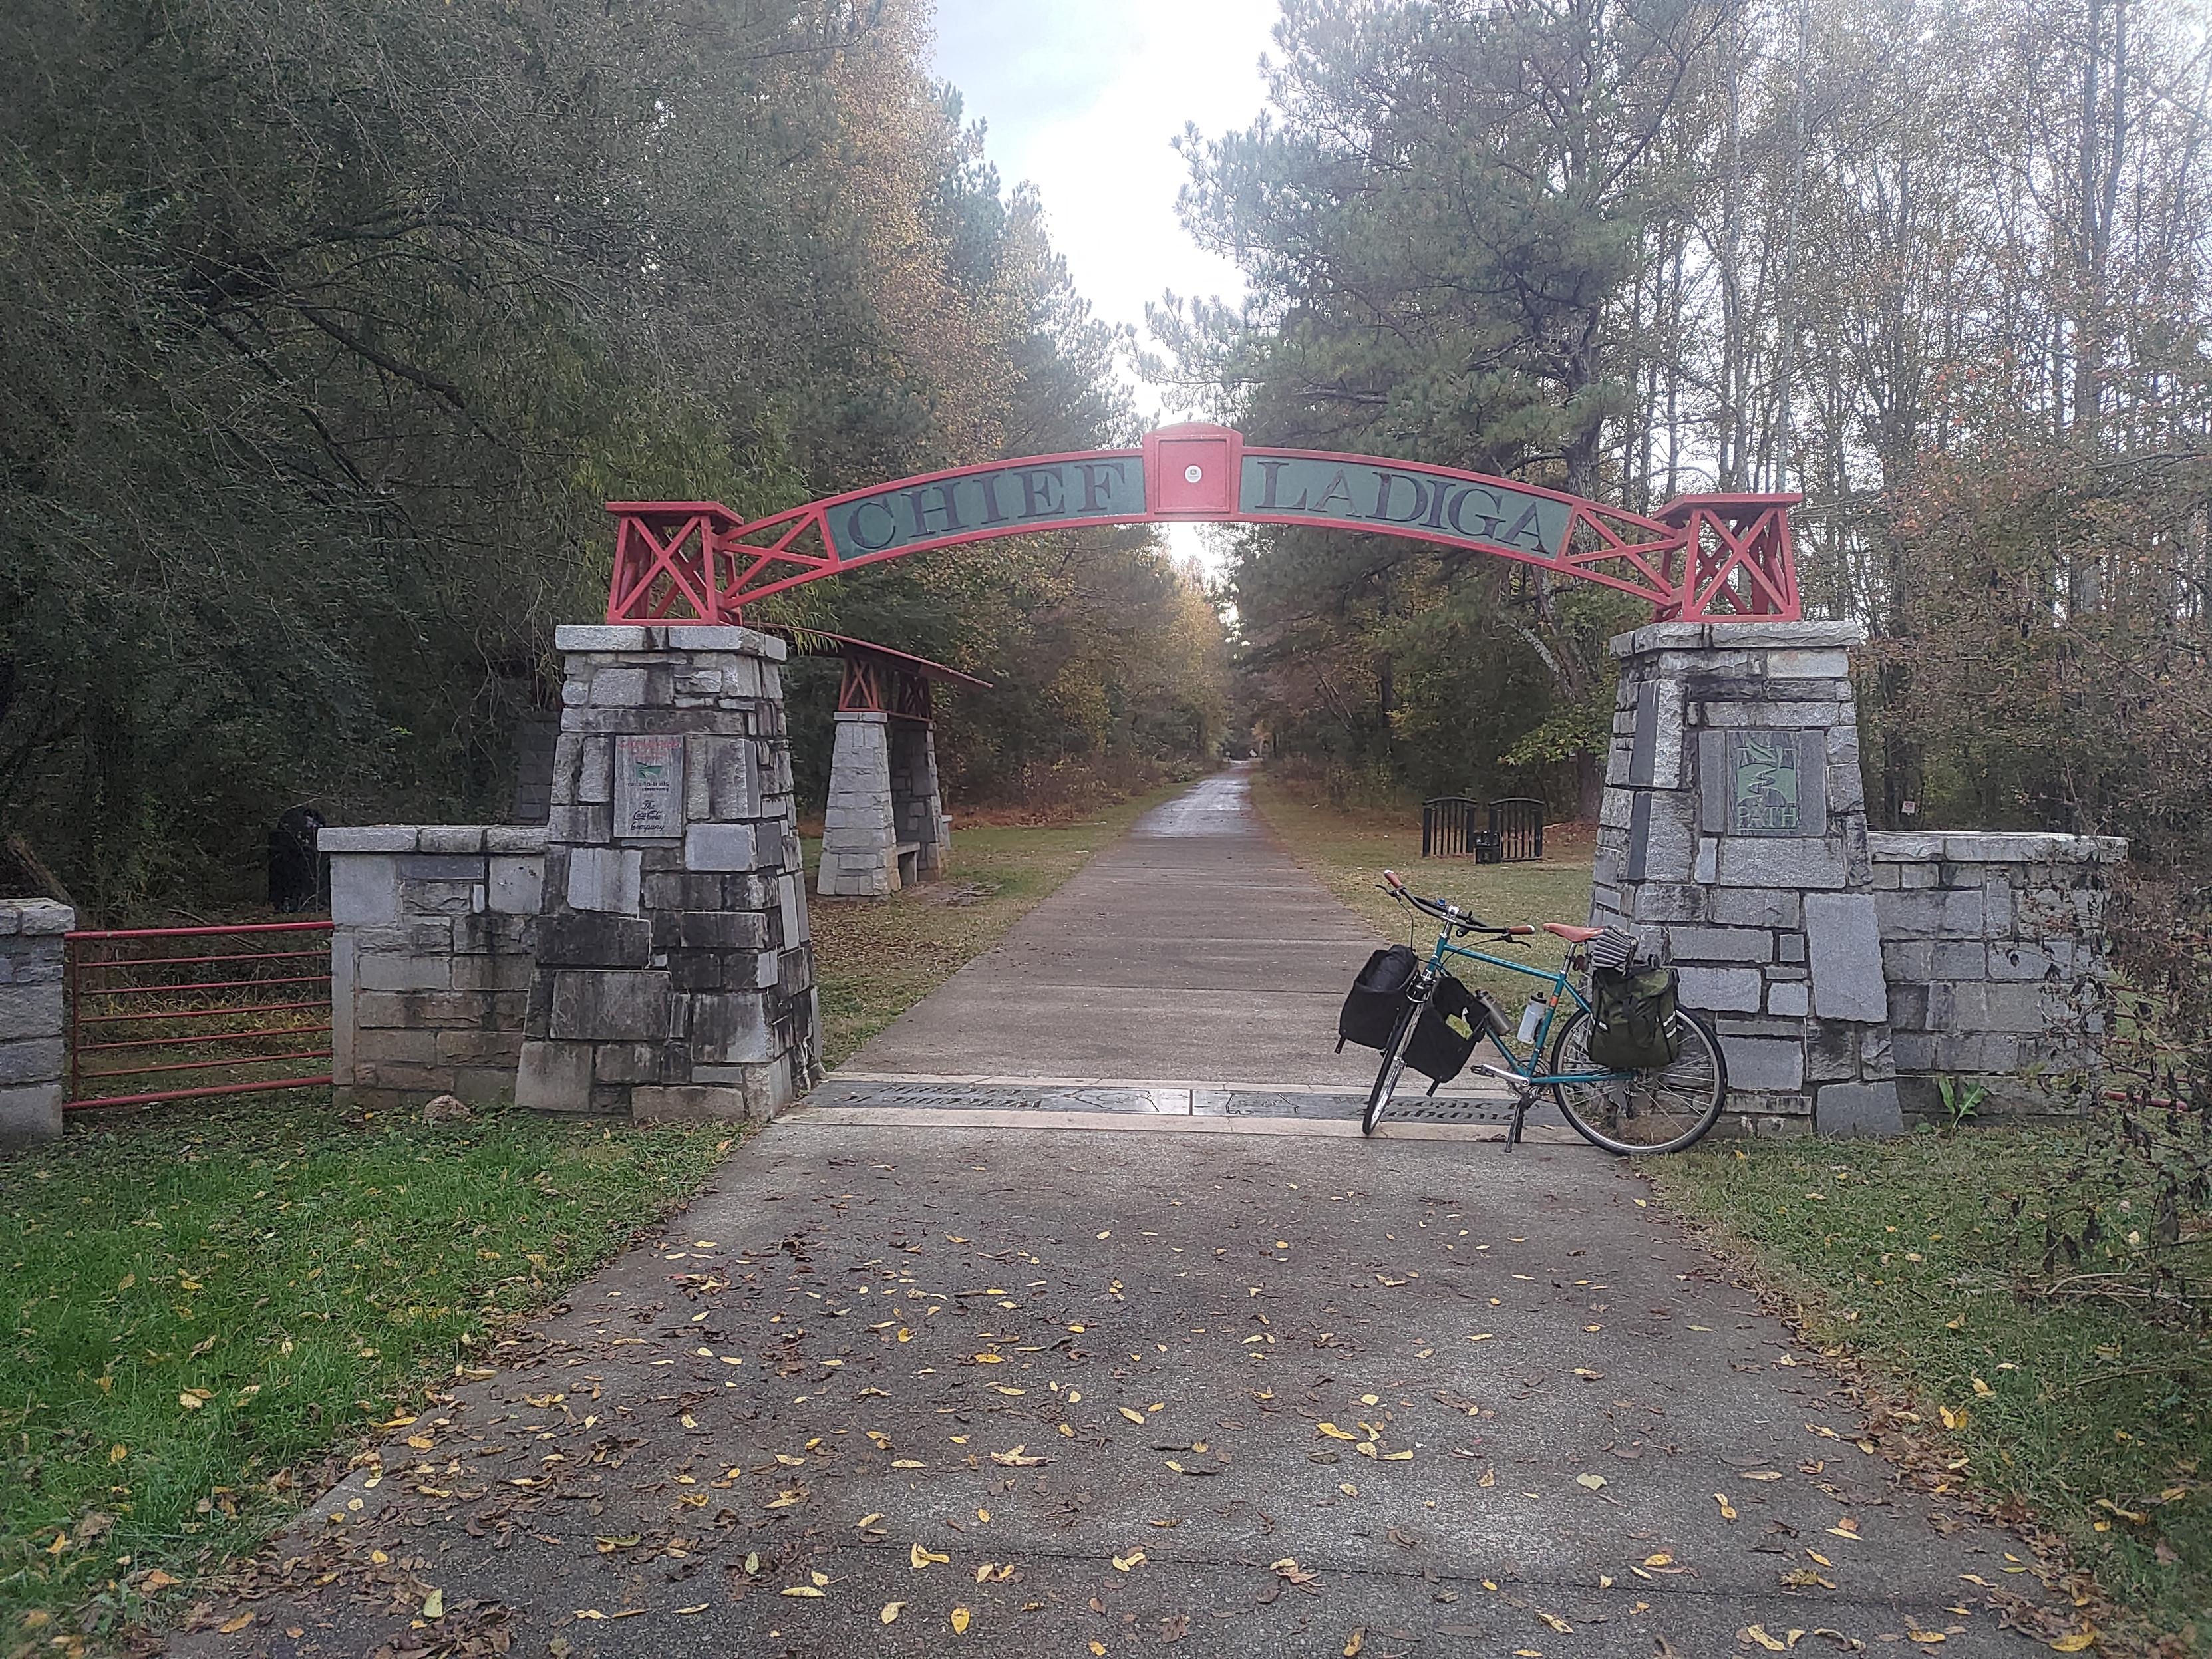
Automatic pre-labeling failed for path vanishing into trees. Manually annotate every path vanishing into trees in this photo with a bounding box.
[165,774,2062,1656]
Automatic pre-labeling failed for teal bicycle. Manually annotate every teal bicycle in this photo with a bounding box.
[1365,869,1727,1153]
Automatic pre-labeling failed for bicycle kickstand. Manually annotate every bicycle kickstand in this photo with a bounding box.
[1504,1086,1533,1151]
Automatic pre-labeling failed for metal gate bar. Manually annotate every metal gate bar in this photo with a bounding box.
[66,921,334,1110]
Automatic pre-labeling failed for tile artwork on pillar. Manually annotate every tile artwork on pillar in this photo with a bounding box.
[1697,730,1826,837]
[615,735,682,837]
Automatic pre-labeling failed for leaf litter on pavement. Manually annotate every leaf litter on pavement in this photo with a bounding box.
[146,1153,2082,1656]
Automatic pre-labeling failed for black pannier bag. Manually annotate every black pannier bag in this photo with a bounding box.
[1403,972,1483,1084]
[1338,945,1420,1050]
[1585,963,1684,1071]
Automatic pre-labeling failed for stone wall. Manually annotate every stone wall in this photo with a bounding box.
[1871,831,2124,1117]
[516,625,818,1122]
[0,900,72,1147]
[323,827,544,1114]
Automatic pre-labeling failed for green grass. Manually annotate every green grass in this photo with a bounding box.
[0,1096,730,1644]
[806,778,1195,1066]
[1653,1133,2210,1651]
[1248,767,1597,1004]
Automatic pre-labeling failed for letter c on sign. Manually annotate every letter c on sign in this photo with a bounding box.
[843,499,901,553]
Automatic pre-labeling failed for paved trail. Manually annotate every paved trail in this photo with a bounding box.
[840,768,1390,1088]
[166,773,2061,1657]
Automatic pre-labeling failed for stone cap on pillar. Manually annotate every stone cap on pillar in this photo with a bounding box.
[1611,619,1868,657]
[0,899,75,936]
[556,623,789,660]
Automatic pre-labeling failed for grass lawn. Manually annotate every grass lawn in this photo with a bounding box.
[1654,1135,2210,1652]
[0,1098,732,1647]
[806,778,1194,1066]
[1247,767,1596,1004]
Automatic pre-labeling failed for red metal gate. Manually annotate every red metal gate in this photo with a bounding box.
[65,921,335,1110]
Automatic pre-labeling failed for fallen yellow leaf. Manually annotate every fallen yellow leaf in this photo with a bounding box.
[1112,1549,1146,1572]
[881,1602,905,1624]
[422,1590,443,1620]
[950,1606,973,1634]
[1316,1422,1358,1441]
[1742,1626,1787,1652]
[1120,1406,1146,1424]
[1575,1473,1607,1491]
[2048,1635,2098,1653]
[1715,1493,1738,1520]
[218,1613,253,1634]
[780,1585,824,1598]
[911,1544,950,1569]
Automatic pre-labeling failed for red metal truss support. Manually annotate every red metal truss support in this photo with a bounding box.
[1651,495,1802,623]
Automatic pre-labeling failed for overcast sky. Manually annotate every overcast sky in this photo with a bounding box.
[931,0,1278,433]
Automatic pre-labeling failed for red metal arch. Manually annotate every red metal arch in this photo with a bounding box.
[607,423,1799,626]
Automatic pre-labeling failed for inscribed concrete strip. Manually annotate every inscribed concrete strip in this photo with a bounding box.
[788,1104,1579,1143]
[830,1072,1514,1100]
[162,1120,2056,1656]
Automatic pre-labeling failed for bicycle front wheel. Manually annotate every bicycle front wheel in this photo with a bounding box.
[1548,1006,1728,1154]
[1364,1002,1420,1136]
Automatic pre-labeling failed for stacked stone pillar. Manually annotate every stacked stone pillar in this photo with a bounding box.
[818,712,951,896]
[517,625,819,1122]
[890,720,950,879]
[1591,621,1902,1136]
[0,900,72,1147]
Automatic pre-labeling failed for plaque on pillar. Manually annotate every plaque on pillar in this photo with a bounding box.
[1698,730,1825,836]
[614,735,683,838]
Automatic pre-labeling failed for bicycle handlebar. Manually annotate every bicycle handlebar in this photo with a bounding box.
[1378,869,1535,937]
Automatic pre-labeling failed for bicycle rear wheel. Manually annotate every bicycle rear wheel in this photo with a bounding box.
[1364,1001,1421,1135]
[1548,1006,1728,1154]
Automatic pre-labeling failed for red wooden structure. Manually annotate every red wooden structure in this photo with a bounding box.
[767,627,991,724]
[607,423,1798,627]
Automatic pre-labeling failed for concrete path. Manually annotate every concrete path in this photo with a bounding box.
[162,774,2068,1656]
[839,768,1405,1091]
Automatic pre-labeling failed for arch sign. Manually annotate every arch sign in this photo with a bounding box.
[607,422,1799,626]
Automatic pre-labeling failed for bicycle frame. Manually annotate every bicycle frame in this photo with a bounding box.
[1412,924,1629,1090]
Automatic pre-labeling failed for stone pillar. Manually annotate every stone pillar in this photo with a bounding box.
[818,712,899,897]
[0,900,72,1147]
[517,625,819,1122]
[1591,621,1901,1137]
[890,720,950,879]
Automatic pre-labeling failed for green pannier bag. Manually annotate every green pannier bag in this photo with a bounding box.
[1585,963,1683,1072]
